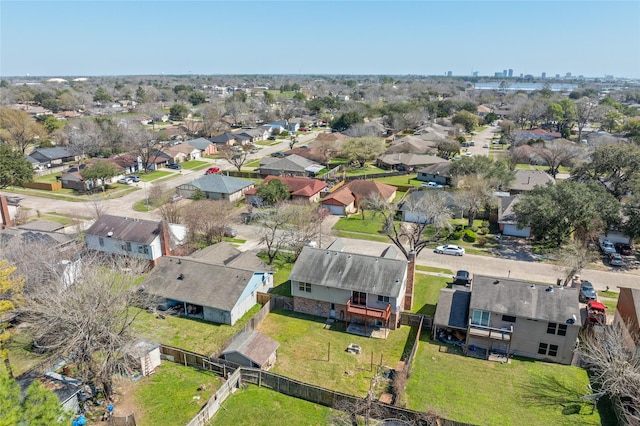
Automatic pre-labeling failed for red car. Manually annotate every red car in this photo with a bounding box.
[615,243,633,256]
[205,167,220,175]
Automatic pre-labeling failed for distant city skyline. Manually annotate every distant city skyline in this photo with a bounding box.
[1,1,639,78]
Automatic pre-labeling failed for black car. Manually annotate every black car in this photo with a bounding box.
[271,151,286,158]
[453,270,472,286]
[167,163,181,170]
[129,175,141,182]
[614,243,633,256]
[579,281,597,303]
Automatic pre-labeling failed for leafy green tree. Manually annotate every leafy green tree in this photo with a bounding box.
[0,369,71,425]
[437,140,460,158]
[35,115,64,133]
[483,112,498,125]
[0,260,23,376]
[547,99,576,138]
[188,91,206,106]
[452,110,479,133]
[0,80,8,88]
[93,86,112,104]
[263,91,276,105]
[514,180,619,246]
[0,108,47,153]
[622,117,640,143]
[135,86,146,103]
[80,161,120,192]
[0,145,33,189]
[256,179,290,205]
[340,137,386,167]
[571,142,640,200]
[331,111,363,132]
[191,188,205,200]
[601,110,623,133]
[169,104,188,120]
[292,92,307,102]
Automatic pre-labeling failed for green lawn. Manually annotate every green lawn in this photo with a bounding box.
[5,329,47,376]
[410,274,450,316]
[211,385,332,425]
[132,362,222,426]
[344,165,388,177]
[132,305,262,356]
[180,160,209,170]
[33,172,61,183]
[243,159,261,168]
[333,213,389,235]
[374,175,420,187]
[257,309,411,397]
[415,265,453,275]
[405,339,601,426]
[335,231,393,243]
[140,170,173,182]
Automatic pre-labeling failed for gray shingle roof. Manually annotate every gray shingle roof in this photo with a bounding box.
[510,170,555,192]
[185,175,254,194]
[222,331,279,367]
[189,242,271,272]
[184,137,214,151]
[31,147,77,160]
[258,154,317,173]
[85,214,161,244]
[289,246,407,298]
[470,275,580,324]
[433,286,471,329]
[416,162,452,176]
[141,256,258,311]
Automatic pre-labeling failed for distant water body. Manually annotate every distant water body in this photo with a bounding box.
[474,82,578,92]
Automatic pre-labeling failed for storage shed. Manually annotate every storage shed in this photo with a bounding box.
[221,331,280,370]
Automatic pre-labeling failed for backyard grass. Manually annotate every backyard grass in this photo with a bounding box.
[405,339,601,426]
[258,253,294,297]
[257,309,411,397]
[410,274,450,316]
[344,165,388,177]
[5,328,47,376]
[598,290,619,299]
[132,304,262,356]
[211,385,332,425]
[33,172,61,183]
[180,160,209,170]
[373,175,420,187]
[132,362,222,426]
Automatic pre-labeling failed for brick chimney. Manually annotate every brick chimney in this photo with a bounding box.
[159,220,172,259]
[0,196,13,229]
[404,250,416,311]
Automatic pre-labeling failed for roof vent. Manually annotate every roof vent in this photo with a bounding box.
[178,273,184,280]
[177,259,182,264]
[348,255,351,258]
[107,231,113,237]
[545,286,554,293]
[395,279,400,283]
[530,284,536,289]
[493,280,500,285]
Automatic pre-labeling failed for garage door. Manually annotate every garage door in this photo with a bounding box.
[503,224,531,238]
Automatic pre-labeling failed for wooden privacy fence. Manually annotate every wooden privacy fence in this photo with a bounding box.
[23,181,62,191]
[185,369,243,426]
[400,312,431,328]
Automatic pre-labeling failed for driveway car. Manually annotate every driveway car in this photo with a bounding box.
[129,175,141,182]
[223,227,238,238]
[434,244,465,256]
[579,281,597,303]
[609,253,624,266]
[250,148,259,153]
[117,177,132,185]
[271,151,286,158]
[205,167,220,175]
[599,239,616,254]
[421,182,443,188]
[167,163,182,170]
[169,194,183,203]
[614,243,633,256]
[454,270,472,285]
[464,151,473,157]
[482,143,490,148]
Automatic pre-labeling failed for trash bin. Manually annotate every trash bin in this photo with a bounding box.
[556,278,562,286]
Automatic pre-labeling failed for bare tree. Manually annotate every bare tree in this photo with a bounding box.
[575,97,601,143]
[221,146,249,172]
[200,104,228,137]
[156,198,183,224]
[315,138,338,166]
[256,203,298,264]
[126,124,163,172]
[0,108,47,153]
[182,200,235,246]
[577,322,640,423]
[87,197,108,221]
[286,202,326,259]
[532,138,582,178]
[19,254,152,398]
[555,240,598,286]
[454,178,496,228]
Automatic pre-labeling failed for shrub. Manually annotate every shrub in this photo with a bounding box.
[470,225,479,232]
[482,220,490,228]
[464,229,477,242]
[450,231,464,241]
[476,236,487,247]
[478,227,489,235]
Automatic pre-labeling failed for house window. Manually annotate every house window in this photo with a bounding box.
[138,245,149,254]
[471,310,490,327]
[138,245,144,253]
[538,343,559,357]
[502,315,516,323]
[126,242,132,252]
[352,291,366,306]
[99,237,104,247]
[547,322,568,336]
[298,283,311,293]
[377,295,390,303]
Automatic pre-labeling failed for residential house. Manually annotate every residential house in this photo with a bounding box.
[267,120,298,134]
[147,150,173,170]
[513,129,561,143]
[235,127,270,143]
[386,138,439,155]
[614,286,640,356]
[185,137,218,156]
[321,180,397,216]
[85,215,186,264]
[416,163,452,186]
[60,164,93,191]
[16,371,83,415]
[0,219,75,250]
[377,153,447,171]
[289,240,407,333]
[433,275,581,365]
[210,132,241,147]
[498,195,531,238]
[509,170,555,194]
[140,249,273,325]
[30,147,82,166]
[256,154,324,177]
[400,190,462,223]
[110,153,143,174]
[231,132,252,146]
[221,331,280,370]
[176,175,255,202]
[245,176,328,205]
[313,131,351,152]
[163,143,201,163]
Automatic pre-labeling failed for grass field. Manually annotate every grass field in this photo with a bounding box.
[140,170,173,182]
[335,231,393,243]
[132,362,222,426]
[256,309,411,398]
[132,305,262,356]
[410,274,450,316]
[415,265,453,275]
[180,160,209,170]
[211,385,332,425]
[373,175,420,187]
[333,213,390,235]
[243,159,261,168]
[405,339,602,426]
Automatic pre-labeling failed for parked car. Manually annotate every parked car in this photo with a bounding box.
[267,136,276,140]
[169,194,183,203]
[117,177,132,185]
[470,140,476,146]
[453,270,472,286]
[482,143,490,148]
[599,239,616,254]
[129,175,141,182]
[167,163,181,170]
[609,253,624,266]
[464,151,473,157]
[434,244,465,256]
[299,127,309,132]
[421,182,443,188]
[579,281,597,303]
[223,227,238,238]
[205,167,220,175]
[271,151,286,158]
[614,243,633,256]
[250,148,259,153]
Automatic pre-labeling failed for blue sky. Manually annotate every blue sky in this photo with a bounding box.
[1,1,639,78]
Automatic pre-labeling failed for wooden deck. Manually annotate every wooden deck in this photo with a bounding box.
[346,300,391,321]
[468,324,513,341]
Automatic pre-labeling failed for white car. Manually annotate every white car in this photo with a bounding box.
[117,177,132,185]
[434,244,465,256]
[482,143,490,148]
[421,182,443,188]
[464,151,473,157]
